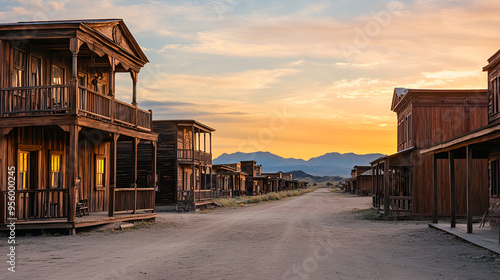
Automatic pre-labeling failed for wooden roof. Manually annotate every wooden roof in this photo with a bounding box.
[154,120,215,132]
[0,19,149,72]
[390,88,488,113]
[483,48,500,71]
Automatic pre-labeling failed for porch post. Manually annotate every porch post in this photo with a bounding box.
[108,134,118,217]
[384,159,390,215]
[466,145,473,234]
[69,38,80,115]
[67,125,79,226]
[108,58,115,123]
[449,151,456,228]
[132,138,138,214]
[151,141,157,212]
[130,71,138,127]
[433,154,438,224]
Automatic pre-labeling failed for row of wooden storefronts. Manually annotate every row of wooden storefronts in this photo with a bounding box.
[351,51,500,244]
[0,19,307,234]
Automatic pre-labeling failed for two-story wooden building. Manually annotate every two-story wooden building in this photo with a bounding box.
[212,163,247,198]
[371,88,489,217]
[422,50,500,242]
[0,19,158,234]
[151,120,214,210]
[348,166,372,196]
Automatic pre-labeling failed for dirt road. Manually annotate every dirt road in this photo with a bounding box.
[2,189,500,279]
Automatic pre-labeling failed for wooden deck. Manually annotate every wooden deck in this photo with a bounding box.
[0,211,156,231]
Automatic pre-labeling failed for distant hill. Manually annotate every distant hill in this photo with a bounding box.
[288,170,346,184]
[213,151,385,177]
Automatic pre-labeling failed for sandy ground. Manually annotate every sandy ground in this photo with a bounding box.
[1,188,500,280]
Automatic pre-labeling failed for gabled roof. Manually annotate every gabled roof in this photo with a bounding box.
[0,19,149,68]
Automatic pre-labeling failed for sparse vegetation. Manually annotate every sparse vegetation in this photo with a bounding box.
[214,189,315,207]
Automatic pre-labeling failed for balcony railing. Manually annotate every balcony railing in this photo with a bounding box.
[112,187,155,214]
[1,85,152,131]
[177,149,212,164]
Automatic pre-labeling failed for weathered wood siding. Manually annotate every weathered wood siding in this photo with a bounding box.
[1,126,110,212]
[411,102,489,216]
[153,122,178,204]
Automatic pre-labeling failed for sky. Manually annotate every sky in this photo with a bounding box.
[0,0,499,159]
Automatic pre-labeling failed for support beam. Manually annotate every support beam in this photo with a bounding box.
[384,159,390,215]
[433,155,438,224]
[132,138,138,214]
[69,38,80,115]
[466,145,473,234]
[67,125,79,223]
[108,134,118,217]
[449,151,456,228]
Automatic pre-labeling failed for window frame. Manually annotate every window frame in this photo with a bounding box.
[12,48,26,87]
[52,65,65,85]
[95,155,106,191]
[19,151,29,190]
[49,151,64,189]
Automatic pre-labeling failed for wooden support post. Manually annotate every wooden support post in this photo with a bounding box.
[69,38,80,115]
[108,134,118,217]
[449,151,456,228]
[67,125,79,223]
[130,71,138,127]
[384,159,390,215]
[132,138,138,214]
[466,145,473,234]
[151,141,157,212]
[371,166,375,207]
[433,155,438,224]
[109,58,115,123]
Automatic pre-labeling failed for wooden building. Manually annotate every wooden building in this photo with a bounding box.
[0,19,158,234]
[347,166,371,195]
[371,88,489,216]
[212,163,247,198]
[151,120,214,209]
[421,50,500,242]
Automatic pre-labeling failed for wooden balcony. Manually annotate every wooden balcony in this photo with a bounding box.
[177,149,212,164]
[0,84,152,131]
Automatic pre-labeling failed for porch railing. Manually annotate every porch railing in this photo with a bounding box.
[1,85,71,115]
[177,149,212,164]
[112,187,155,214]
[1,85,152,131]
[1,189,68,224]
[176,190,212,204]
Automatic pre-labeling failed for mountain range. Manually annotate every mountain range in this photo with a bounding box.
[213,151,386,177]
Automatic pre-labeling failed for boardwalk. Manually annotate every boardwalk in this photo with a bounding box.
[3,189,500,279]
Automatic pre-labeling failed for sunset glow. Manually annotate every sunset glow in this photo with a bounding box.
[2,0,498,159]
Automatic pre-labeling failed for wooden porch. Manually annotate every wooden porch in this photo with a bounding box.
[0,187,156,231]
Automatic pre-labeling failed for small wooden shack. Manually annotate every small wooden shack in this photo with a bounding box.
[151,120,214,209]
[0,19,158,234]
[348,166,371,195]
[371,88,489,216]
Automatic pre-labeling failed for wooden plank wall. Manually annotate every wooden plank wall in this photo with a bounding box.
[117,141,133,188]
[411,104,489,216]
[153,122,177,204]
[1,126,110,213]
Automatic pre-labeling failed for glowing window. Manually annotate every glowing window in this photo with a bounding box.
[96,157,105,188]
[19,151,29,189]
[50,154,61,188]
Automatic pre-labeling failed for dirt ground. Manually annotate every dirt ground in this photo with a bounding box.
[1,188,500,280]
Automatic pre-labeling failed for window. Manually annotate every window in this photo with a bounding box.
[12,49,26,87]
[78,74,87,88]
[52,65,64,85]
[50,153,62,188]
[19,151,29,189]
[95,156,105,188]
[30,56,41,86]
